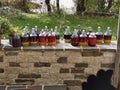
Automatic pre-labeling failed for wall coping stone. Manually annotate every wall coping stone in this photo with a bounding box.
[0,40,117,52]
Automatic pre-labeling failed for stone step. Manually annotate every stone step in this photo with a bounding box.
[44,85,67,90]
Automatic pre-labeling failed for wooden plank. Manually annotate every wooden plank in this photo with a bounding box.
[112,8,120,89]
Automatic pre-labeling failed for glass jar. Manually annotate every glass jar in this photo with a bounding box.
[64,26,72,43]
[54,26,60,43]
[96,26,103,44]
[48,29,56,46]
[71,29,79,46]
[88,33,96,46]
[104,27,112,44]
[79,30,87,46]
[38,30,46,46]
[29,28,38,46]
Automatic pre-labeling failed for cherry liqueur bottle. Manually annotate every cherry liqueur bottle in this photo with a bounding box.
[48,29,56,46]
[71,29,79,46]
[29,28,38,46]
[54,26,60,43]
[12,30,21,47]
[64,26,72,43]
[88,33,96,46]
[79,30,87,46]
[21,29,30,46]
[96,26,103,44]
[38,29,46,46]
[104,27,112,44]
[45,26,49,44]
[77,24,82,36]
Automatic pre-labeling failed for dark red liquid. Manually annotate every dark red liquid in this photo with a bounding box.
[104,35,112,40]
[39,36,46,42]
[71,37,79,46]
[79,37,87,43]
[48,36,56,46]
[29,36,37,42]
[96,35,103,40]
[64,35,72,40]
[12,38,21,47]
[21,37,29,42]
[88,38,96,46]
[45,35,48,43]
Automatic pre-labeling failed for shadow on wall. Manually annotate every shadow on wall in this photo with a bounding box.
[82,69,116,90]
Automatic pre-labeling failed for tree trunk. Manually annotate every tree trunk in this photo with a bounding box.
[106,0,113,11]
[56,0,60,14]
[45,0,51,13]
[76,0,86,15]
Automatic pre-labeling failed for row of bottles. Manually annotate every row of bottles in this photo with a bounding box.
[9,25,112,47]
[10,26,60,47]
[64,25,112,47]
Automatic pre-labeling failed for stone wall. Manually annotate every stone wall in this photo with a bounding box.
[0,49,116,90]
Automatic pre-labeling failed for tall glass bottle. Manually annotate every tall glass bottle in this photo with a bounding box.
[64,26,72,43]
[88,33,96,46]
[104,27,112,44]
[54,26,60,43]
[79,30,87,46]
[77,24,82,36]
[71,29,79,46]
[48,29,56,46]
[12,30,21,47]
[29,28,38,46]
[96,26,103,44]
[21,30,30,46]
[45,26,49,44]
[38,29,46,46]
[23,26,30,36]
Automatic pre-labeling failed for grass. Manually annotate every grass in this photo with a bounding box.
[0,13,118,39]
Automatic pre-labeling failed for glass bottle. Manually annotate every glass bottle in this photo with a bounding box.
[96,26,103,44]
[104,27,112,44]
[38,29,46,46]
[45,26,49,44]
[54,26,60,43]
[29,28,38,46]
[77,24,82,36]
[79,30,87,46]
[88,33,96,46]
[21,30,30,46]
[12,30,21,47]
[71,29,79,46]
[48,29,56,46]
[87,27,93,38]
[64,26,72,43]
[23,26,30,36]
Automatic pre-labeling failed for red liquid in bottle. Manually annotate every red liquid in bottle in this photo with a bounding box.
[79,37,87,46]
[29,36,38,45]
[48,36,56,46]
[71,37,79,46]
[12,38,21,47]
[64,34,72,43]
[104,35,112,44]
[96,35,103,44]
[21,37,29,46]
[88,38,96,46]
[38,36,46,46]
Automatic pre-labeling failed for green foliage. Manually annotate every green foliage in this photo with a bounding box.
[110,0,120,13]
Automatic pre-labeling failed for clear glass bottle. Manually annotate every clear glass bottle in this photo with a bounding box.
[64,26,72,43]
[38,29,46,46]
[12,30,21,47]
[29,28,38,46]
[54,26,60,43]
[79,30,87,46]
[48,28,56,46]
[87,27,93,37]
[104,27,112,44]
[21,30,30,46]
[23,26,30,36]
[71,29,79,46]
[45,26,49,44]
[77,24,82,36]
[96,26,103,44]
[88,33,96,46]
